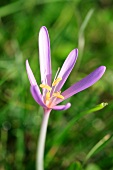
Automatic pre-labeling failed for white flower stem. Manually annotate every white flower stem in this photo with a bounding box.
[36,109,51,170]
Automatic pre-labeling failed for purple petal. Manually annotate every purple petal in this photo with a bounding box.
[39,26,52,85]
[30,85,47,108]
[52,103,71,111]
[56,49,78,91]
[61,66,106,100]
[26,60,37,86]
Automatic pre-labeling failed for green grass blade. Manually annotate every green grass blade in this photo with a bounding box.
[77,9,94,70]
[46,102,108,165]
[0,0,67,17]
[84,134,112,164]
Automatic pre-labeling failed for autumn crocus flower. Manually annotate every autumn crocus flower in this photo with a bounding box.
[26,27,106,112]
[26,26,106,170]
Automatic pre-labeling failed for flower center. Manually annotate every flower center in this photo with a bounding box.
[39,68,64,107]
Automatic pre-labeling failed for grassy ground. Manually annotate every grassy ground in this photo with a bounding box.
[0,0,113,169]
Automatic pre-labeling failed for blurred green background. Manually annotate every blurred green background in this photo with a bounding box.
[0,0,113,170]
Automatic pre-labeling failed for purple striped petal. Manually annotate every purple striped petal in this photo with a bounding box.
[56,49,78,91]
[52,103,71,111]
[39,26,52,85]
[26,60,37,86]
[30,85,47,108]
[61,66,106,100]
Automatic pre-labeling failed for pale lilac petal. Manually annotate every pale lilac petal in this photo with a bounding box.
[26,60,37,86]
[52,103,71,111]
[39,26,51,85]
[61,66,106,100]
[30,85,47,108]
[56,49,78,91]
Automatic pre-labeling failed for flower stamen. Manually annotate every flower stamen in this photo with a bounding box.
[52,77,62,87]
[53,92,64,99]
[46,91,50,101]
[40,84,52,91]
[40,67,64,105]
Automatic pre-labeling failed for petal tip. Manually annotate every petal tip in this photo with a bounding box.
[102,66,106,71]
[26,59,37,86]
[26,59,28,66]
[72,48,78,60]
[26,59,30,71]
[39,26,48,34]
[75,48,78,56]
[26,59,29,69]
[99,66,106,75]
[67,103,71,108]
[63,103,71,110]
[52,102,71,111]
[64,102,71,110]
[70,48,78,60]
[40,26,47,29]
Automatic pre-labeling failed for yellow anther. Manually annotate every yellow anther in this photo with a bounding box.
[52,77,62,87]
[40,84,52,91]
[46,91,50,101]
[53,92,64,100]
